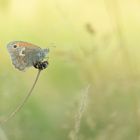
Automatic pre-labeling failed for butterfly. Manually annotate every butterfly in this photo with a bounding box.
[1,41,50,123]
[7,41,49,71]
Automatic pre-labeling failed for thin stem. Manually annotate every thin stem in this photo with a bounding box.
[1,70,41,124]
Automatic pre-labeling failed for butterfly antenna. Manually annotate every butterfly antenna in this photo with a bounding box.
[1,70,41,124]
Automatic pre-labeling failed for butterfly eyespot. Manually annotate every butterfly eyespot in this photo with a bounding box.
[13,45,17,48]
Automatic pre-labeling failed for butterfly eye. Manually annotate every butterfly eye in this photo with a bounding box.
[13,45,17,48]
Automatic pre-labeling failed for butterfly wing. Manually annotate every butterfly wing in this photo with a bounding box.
[7,41,47,71]
[7,46,28,71]
[22,46,45,68]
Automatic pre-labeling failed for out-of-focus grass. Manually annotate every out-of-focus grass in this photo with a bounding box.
[0,0,140,140]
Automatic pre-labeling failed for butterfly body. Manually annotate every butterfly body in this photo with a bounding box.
[7,41,49,71]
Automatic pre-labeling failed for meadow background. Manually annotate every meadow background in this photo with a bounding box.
[0,0,140,140]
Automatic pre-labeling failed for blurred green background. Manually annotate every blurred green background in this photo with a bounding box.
[0,0,140,140]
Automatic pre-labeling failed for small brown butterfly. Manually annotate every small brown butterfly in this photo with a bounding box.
[7,41,49,71]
